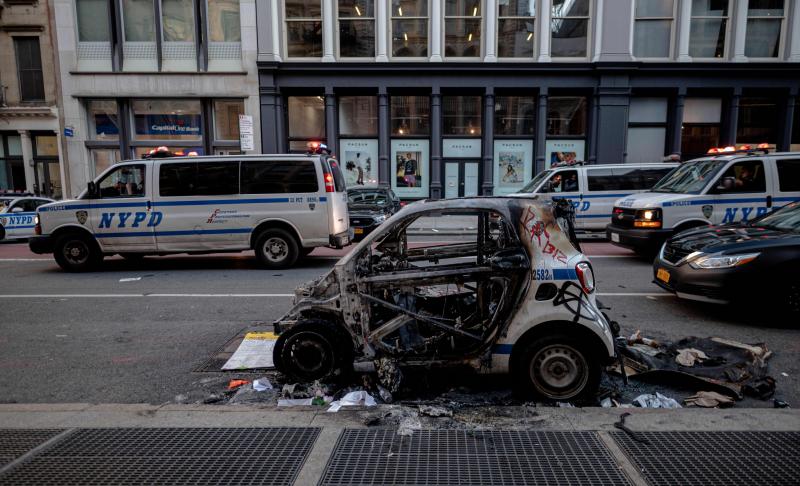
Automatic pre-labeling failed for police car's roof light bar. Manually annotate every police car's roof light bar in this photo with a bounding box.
[143,146,199,159]
[307,141,331,155]
[707,143,770,156]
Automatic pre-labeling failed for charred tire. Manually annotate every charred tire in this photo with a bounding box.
[53,232,102,272]
[513,334,601,402]
[273,320,352,382]
[254,229,299,269]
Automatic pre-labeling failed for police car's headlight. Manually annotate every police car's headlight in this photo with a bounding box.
[34,215,39,225]
[634,209,662,228]
[688,252,760,269]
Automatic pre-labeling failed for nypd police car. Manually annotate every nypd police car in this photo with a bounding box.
[0,194,54,241]
[29,148,351,271]
[607,146,800,254]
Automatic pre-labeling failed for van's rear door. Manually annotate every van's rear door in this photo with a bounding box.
[322,157,349,239]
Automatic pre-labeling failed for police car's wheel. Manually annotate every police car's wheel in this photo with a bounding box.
[54,233,101,272]
[255,229,299,269]
[273,321,351,382]
[515,334,601,402]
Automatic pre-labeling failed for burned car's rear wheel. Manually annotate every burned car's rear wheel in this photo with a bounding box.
[514,334,601,402]
[273,321,352,382]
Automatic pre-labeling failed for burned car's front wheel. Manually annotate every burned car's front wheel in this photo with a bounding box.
[514,334,601,402]
[273,320,352,382]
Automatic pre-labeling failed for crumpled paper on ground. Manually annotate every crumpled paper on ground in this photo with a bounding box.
[327,391,377,412]
[633,392,682,409]
[685,391,734,408]
[676,348,710,367]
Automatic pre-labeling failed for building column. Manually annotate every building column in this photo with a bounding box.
[260,84,282,153]
[677,0,693,62]
[325,89,338,156]
[482,89,494,195]
[779,90,796,151]
[376,0,389,61]
[538,0,552,62]
[724,90,741,146]
[275,94,286,153]
[378,90,390,187]
[595,76,631,164]
[270,0,283,61]
[484,0,497,62]
[669,89,686,158]
[587,90,599,164]
[18,130,36,194]
[322,0,336,62]
[430,90,443,198]
[732,0,749,62]
[790,0,800,61]
[430,0,443,61]
[534,90,548,173]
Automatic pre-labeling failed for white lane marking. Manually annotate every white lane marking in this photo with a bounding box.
[0,258,50,261]
[0,292,669,299]
[147,293,294,297]
[0,294,147,298]
[598,292,674,297]
[586,255,637,259]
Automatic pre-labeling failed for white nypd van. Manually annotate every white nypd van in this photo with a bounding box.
[514,162,677,232]
[30,150,351,271]
[1,194,54,241]
[606,147,800,254]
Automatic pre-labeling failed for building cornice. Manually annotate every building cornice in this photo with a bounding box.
[0,106,56,118]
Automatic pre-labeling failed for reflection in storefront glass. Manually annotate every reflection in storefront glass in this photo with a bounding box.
[132,99,203,141]
[391,96,430,135]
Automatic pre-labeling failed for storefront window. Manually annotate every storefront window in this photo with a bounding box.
[627,98,668,163]
[737,97,778,144]
[497,0,535,58]
[391,139,429,198]
[288,96,325,142]
[443,96,481,136]
[391,95,430,135]
[87,100,119,141]
[339,1,375,57]
[551,0,589,58]
[547,97,586,136]
[132,99,203,141]
[0,135,25,192]
[214,100,244,141]
[681,97,721,158]
[286,0,323,58]
[341,139,379,186]
[33,135,62,199]
[745,0,784,58]
[494,96,535,136]
[633,0,674,58]
[391,0,429,57]
[444,0,481,57]
[493,140,533,195]
[792,104,800,151]
[91,149,122,177]
[339,96,378,136]
[689,0,729,58]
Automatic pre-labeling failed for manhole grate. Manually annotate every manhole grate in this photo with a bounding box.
[320,429,631,486]
[0,429,64,467]
[0,427,319,486]
[611,431,800,486]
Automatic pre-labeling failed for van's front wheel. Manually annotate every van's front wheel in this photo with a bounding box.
[254,229,299,269]
[53,233,102,272]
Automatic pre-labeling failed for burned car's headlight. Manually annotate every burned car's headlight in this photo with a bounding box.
[688,252,760,269]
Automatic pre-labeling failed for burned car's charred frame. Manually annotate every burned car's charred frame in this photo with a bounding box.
[273,197,618,400]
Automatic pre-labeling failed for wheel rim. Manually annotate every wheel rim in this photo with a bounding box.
[284,331,334,380]
[529,344,588,399]
[263,237,289,263]
[63,240,90,265]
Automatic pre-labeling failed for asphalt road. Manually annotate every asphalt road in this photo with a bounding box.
[0,240,797,406]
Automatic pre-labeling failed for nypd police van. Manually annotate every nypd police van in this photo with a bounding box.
[606,147,800,254]
[514,162,677,232]
[29,150,350,271]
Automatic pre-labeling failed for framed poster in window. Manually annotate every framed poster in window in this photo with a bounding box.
[493,140,532,195]
[391,139,429,198]
[340,139,378,187]
[546,140,585,167]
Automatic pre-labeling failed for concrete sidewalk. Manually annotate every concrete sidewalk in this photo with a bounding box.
[1,404,798,486]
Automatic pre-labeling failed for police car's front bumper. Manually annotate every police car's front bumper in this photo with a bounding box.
[652,255,734,304]
[606,224,672,252]
[28,235,54,254]
[329,229,352,249]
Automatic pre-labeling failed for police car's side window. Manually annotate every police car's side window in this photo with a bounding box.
[586,169,616,191]
[713,161,766,194]
[159,162,239,197]
[98,165,146,198]
[542,170,578,193]
[241,160,319,194]
[776,160,800,192]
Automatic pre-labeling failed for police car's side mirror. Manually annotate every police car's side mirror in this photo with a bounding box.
[87,181,97,199]
[716,176,735,192]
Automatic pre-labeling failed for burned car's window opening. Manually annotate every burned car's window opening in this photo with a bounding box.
[355,210,529,360]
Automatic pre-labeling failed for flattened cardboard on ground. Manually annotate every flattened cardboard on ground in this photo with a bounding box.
[221,331,277,370]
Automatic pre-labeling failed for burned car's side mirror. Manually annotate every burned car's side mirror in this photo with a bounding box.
[487,247,530,271]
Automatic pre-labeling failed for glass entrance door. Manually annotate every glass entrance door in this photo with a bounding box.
[33,160,62,199]
[444,160,480,198]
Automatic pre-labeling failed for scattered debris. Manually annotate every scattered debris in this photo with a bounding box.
[627,330,659,348]
[675,348,709,367]
[328,390,378,412]
[419,405,453,417]
[773,399,790,409]
[221,331,277,371]
[557,402,575,408]
[684,391,734,408]
[633,393,681,409]
[600,398,613,408]
[781,372,789,377]
[614,412,649,444]
[742,377,776,400]
[376,358,403,394]
[253,378,273,391]
[227,379,250,391]
[377,385,393,404]
[118,277,142,282]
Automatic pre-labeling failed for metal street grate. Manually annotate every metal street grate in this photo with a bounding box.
[611,431,800,486]
[320,429,632,486]
[0,427,319,486]
[0,429,64,467]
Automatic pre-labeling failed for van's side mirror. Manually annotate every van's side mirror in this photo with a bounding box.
[87,181,97,198]
[716,176,735,191]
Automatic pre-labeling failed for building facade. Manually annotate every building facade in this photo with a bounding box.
[257,0,800,199]
[0,0,63,198]
[52,0,261,198]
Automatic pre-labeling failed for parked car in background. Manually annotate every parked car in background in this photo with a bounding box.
[347,187,401,240]
[0,194,54,241]
[653,200,800,316]
[514,162,678,232]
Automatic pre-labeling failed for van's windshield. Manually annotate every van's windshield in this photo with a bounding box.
[518,170,552,193]
[650,159,726,194]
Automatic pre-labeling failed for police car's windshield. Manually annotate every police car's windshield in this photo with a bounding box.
[518,170,552,193]
[752,202,800,233]
[651,159,725,194]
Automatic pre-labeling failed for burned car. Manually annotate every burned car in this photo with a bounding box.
[273,197,619,401]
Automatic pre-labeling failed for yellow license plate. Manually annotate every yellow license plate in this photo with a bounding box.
[656,268,670,283]
[354,228,363,234]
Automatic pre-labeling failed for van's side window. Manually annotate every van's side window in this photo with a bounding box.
[713,161,766,194]
[541,170,578,193]
[159,162,239,197]
[97,165,146,198]
[586,169,616,191]
[776,160,800,192]
[160,163,197,197]
[241,160,319,194]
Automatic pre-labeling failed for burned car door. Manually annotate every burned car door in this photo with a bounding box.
[355,209,530,362]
